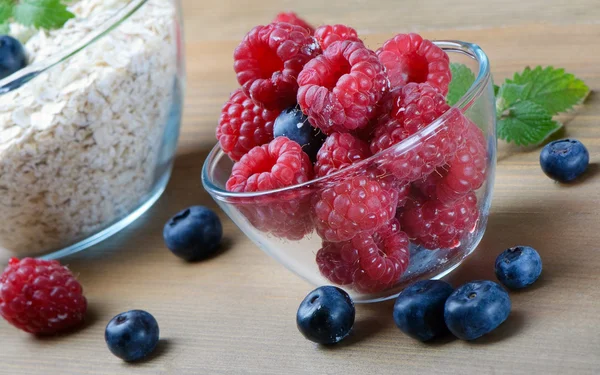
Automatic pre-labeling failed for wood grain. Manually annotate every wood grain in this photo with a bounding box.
[2,1,600,374]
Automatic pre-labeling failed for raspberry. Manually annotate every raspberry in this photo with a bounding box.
[397,182,411,208]
[273,12,315,34]
[217,89,279,161]
[316,241,358,286]
[371,83,450,153]
[297,40,388,135]
[312,174,398,242]
[315,219,410,293]
[234,23,320,110]
[399,192,479,250]
[411,121,487,205]
[377,33,451,94]
[314,132,371,177]
[373,104,471,183]
[236,191,313,240]
[226,137,313,192]
[314,24,361,50]
[0,258,87,334]
[435,122,487,205]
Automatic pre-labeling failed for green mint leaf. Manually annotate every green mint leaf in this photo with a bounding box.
[497,100,562,146]
[507,66,589,115]
[447,63,475,106]
[496,82,530,113]
[0,0,14,24]
[13,0,74,30]
[0,22,8,34]
[493,83,500,97]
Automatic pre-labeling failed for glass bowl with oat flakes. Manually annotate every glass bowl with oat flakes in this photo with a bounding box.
[0,0,185,258]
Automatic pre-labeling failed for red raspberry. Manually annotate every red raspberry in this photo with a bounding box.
[0,258,87,334]
[226,137,313,192]
[216,89,279,161]
[297,40,388,135]
[371,83,450,153]
[314,24,361,50]
[373,103,471,183]
[435,122,487,205]
[236,191,313,240]
[312,174,398,242]
[315,219,410,293]
[316,241,358,285]
[397,182,411,208]
[399,192,479,250]
[234,23,320,110]
[314,132,371,177]
[273,12,314,34]
[377,33,451,94]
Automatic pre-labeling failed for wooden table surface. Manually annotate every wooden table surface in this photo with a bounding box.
[2,1,600,374]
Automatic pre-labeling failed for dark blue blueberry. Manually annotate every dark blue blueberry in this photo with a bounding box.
[0,36,27,80]
[163,206,222,261]
[105,310,159,362]
[393,280,454,341]
[540,139,589,182]
[296,286,355,344]
[273,106,325,161]
[495,246,542,289]
[444,281,511,340]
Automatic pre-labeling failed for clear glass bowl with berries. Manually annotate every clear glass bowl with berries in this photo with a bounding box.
[0,0,184,259]
[203,19,496,302]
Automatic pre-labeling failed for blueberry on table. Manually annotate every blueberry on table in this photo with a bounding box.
[273,106,326,161]
[296,286,355,344]
[0,36,27,80]
[393,280,454,341]
[444,281,511,341]
[495,246,542,289]
[540,139,589,182]
[163,206,223,261]
[105,310,160,362]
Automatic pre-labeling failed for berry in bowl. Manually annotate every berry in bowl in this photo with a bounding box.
[202,17,496,302]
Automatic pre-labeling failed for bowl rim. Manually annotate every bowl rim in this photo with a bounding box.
[0,0,157,95]
[202,39,492,199]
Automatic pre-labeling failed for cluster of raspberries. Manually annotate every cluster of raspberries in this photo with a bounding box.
[216,12,487,294]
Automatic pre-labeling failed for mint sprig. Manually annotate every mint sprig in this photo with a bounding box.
[0,0,73,30]
[448,64,589,146]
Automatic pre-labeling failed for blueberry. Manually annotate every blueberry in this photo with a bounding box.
[540,139,589,182]
[105,310,159,362]
[0,36,27,80]
[444,281,511,340]
[163,206,222,261]
[393,280,454,341]
[273,107,325,161]
[296,286,355,344]
[495,246,542,289]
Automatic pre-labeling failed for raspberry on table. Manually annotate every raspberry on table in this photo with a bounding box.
[297,40,388,135]
[234,23,320,110]
[314,24,361,50]
[273,12,315,34]
[0,257,87,334]
[217,89,279,161]
[314,132,371,177]
[226,136,313,192]
[312,174,399,242]
[377,33,451,94]
[399,192,479,250]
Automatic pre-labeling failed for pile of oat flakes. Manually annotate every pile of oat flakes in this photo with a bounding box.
[0,0,179,255]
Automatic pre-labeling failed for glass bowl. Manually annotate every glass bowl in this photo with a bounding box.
[0,0,184,259]
[202,40,496,303]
